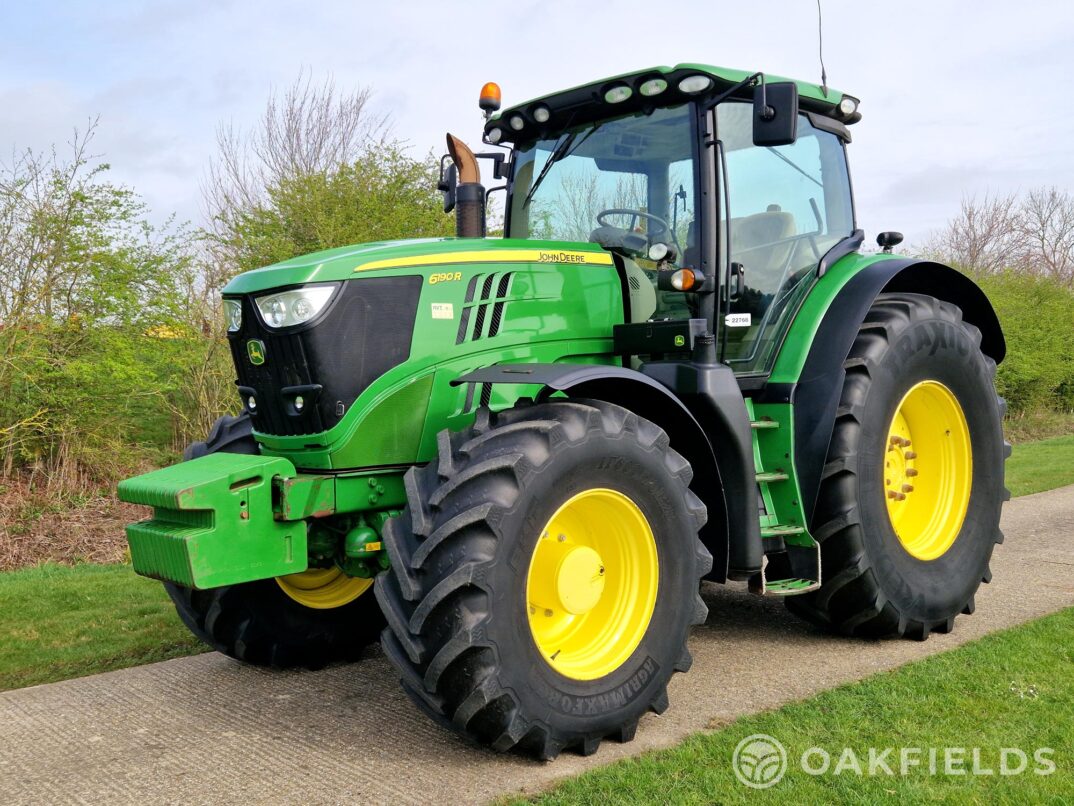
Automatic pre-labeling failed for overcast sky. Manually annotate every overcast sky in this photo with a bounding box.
[3,1,1071,249]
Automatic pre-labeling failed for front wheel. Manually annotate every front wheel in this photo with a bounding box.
[165,413,383,669]
[787,293,1008,639]
[375,399,710,759]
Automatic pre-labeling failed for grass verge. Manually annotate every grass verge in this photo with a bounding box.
[1004,408,1074,444]
[1006,434,1074,496]
[523,608,1074,804]
[0,563,205,691]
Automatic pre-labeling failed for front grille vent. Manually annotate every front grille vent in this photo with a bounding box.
[229,276,422,436]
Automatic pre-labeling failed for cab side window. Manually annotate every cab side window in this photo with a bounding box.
[717,103,854,370]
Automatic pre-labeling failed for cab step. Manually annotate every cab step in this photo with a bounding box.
[761,524,806,538]
[763,578,818,594]
[756,471,789,483]
[748,542,821,597]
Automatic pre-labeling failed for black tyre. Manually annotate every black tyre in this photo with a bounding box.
[375,399,711,759]
[787,293,1009,639]
[165,413,384,669]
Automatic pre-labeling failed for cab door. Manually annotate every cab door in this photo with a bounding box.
[714,103,855,376]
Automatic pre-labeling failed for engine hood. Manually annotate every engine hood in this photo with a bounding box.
[221,237,611,295]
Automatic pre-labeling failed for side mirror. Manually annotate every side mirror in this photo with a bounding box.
[438,159,458,213]
[753,82,799,147]
[877,231,904,253]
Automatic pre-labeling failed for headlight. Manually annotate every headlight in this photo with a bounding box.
[255,284,338,329]
[223,299,242,332]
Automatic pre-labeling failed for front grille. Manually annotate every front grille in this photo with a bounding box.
[229,276,423,436]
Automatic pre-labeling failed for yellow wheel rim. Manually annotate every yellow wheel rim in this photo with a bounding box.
[525,488,659,681]
[276,567,372,609]
[884,381,972,561]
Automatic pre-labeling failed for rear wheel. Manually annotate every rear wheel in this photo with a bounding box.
[164,413,383,669]
[375,399,710,758]
[787,293,1009,639]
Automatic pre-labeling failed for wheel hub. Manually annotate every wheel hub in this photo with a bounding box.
[526,488,658,681]
[555,545,606,615]
[276,567,372,609]
[884,381,973,561]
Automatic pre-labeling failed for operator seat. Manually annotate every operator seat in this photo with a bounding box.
[683,221,700,269]
[724,206,798,356]
[729,207,797,294]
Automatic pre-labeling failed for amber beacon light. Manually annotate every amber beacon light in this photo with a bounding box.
[479,82,502,118]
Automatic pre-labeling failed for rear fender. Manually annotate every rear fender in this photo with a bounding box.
[783,258,1005,529]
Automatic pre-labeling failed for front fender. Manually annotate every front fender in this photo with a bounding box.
[452,363,756,582]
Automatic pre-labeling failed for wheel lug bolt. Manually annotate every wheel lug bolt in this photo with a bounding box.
[544,609,553,617]
[896,492,906,501]
[906,469,918,477]
[557,534,566,542]
[904,451,917,459]
[902,484,914,493]
[887,490,898,500]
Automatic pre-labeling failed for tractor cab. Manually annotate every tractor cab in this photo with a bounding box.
[480,64,860,377]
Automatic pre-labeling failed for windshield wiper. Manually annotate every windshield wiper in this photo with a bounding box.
[522,121,603,209]
[522,131,575,209]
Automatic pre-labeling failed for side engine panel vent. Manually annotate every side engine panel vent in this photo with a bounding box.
[456,271,516,344]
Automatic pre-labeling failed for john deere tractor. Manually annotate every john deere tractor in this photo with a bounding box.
[119,64,1007,759]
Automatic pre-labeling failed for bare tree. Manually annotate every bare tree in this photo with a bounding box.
[921,193,1026,276]
[1019,187,1074,285]
[533,170,649,243]
[201,69,389,291]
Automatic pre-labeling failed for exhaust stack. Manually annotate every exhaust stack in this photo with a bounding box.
[446,134,486,238]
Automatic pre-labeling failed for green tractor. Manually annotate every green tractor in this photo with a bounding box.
[119,64,1008,759]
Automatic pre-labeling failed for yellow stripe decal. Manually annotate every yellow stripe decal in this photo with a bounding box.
[354,249,613,272]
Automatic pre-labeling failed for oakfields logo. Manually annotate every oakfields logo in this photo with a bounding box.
[732,735,1056,788]
[732,735,787,789]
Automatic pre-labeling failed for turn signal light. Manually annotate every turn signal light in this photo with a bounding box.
[671,268,702,291]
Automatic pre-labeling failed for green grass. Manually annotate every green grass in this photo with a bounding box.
[1006,434,1074,496]
[523,608,1074,804]
[0,563,205,691]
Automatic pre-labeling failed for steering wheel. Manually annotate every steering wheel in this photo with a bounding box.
[596,209,674,245]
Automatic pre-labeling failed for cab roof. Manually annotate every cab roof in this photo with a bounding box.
[483,62,859,146]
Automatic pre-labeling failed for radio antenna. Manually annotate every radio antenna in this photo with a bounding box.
[817,0,829,97]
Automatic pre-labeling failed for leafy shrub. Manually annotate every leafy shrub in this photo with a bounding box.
[976,272,1074,414]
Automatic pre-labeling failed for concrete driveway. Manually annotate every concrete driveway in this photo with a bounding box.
[2,486,1072,805]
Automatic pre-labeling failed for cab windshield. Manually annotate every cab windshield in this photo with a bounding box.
[508,104,700,271]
